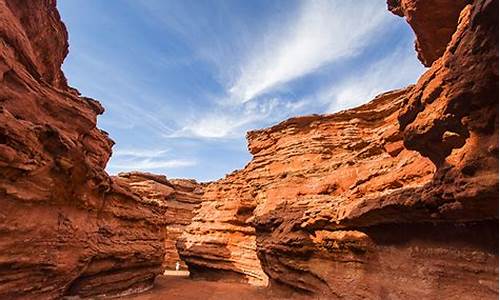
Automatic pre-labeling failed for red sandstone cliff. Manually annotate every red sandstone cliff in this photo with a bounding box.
[178,88,434,289]
[0,1,167,298]
[178,0,498,298]
[0,0,497,299]
[178,167,270,286]
[388,0,471,67]
[115,172,204,272]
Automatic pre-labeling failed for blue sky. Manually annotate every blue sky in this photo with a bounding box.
[57,0,424,182]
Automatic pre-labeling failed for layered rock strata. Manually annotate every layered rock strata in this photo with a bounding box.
[179,0,498,298]
[178,168,271,286]
[0,1,167,298]
[1,0,497,298]
[398,0,499,221]
[116,172,204,271]
[388,0,470,66]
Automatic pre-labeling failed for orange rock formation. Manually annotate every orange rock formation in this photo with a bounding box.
[0,0,497,299]
[0,1,167,298]
[178,0,498,298]
[388,0,470,66]
[116,172,204,271]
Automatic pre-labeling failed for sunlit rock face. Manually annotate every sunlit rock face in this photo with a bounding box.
[397,0,499,222]
[0,1,166,298]
[179,89,438,291]
[177,92,436,292]
[178,168,271,286]
[250,89,497,299]
[116,172,205,271]
[181,0,498,298]
[387,0,470,67]
[0,0,497,298]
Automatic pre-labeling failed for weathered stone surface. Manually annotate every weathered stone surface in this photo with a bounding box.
[116,172,204,271]
[1,0,497,298]
[178,170,270,286]
[179,88,436,291]
[388,0,470,66]
[398,0,499,222]
[0,1,166,298]
[180,0,498,298]
[248,89,454,298]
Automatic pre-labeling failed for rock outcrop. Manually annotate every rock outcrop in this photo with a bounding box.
[388,0,470,66]
[1,0,497,298]
[178,168,270,286]
[398,0,499,221]
[179,88,435,289]
[179,0,498,298]
[0,1,167,298]
[116,172,204,271]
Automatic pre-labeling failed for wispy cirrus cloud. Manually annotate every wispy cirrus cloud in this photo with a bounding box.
[169,97,307,139]
[108,146,196,173]
[108,158,197,172]
[59,0,423,180]
[317,45,425,113]
[164,0,394,140]
[113,148,169,158]
[228,0,389,103]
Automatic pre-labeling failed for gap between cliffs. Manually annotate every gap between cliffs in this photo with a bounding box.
[0,0,497,299]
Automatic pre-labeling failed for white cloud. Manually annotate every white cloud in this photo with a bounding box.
[168,98,307,139]
[108,158,196,171]
[108,146,194,173]
[228,0,389,103]
[318,46,425,112]
[98,0,403,143]
[61,0,425,181]
[113,148,169,158]
[172,115,251,139]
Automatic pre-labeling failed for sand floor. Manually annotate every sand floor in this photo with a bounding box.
[121,275,312,300]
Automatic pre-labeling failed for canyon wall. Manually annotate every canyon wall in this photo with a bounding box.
[388,0,470,67]
[179,0,498,298]
[0,0,497,299]
[0,1,167,298]
[178,167,270,286]
[116,172,204,271]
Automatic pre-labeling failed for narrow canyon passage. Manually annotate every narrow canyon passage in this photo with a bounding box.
[121,276,306,300]
[0,0,498,299]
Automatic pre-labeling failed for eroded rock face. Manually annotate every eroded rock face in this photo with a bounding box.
[398,0,499,222]
[181,0,498,298]
[116,172,204,271]
[178,88,437,291]
[250,90,497,299]
[0,1,166,298]
[388,0,470,66]
[1,0,497,298]
[178,169,270,286]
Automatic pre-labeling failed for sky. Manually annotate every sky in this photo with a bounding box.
[57,0,425,182]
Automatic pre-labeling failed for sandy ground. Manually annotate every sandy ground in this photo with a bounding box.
[122,275,311,300]
[163,270,190,276]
